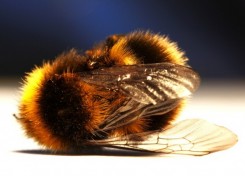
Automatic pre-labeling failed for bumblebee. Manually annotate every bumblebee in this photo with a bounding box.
[17,31,237,155]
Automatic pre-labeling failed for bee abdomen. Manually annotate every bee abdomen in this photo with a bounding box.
[38,73,92,148]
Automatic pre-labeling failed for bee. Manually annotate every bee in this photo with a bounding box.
[17,31,237,155]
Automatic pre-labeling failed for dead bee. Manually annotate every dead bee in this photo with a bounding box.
[17,31,237,155]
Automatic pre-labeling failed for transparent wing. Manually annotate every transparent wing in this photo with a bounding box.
[81,62,200,105]
[88,119,238,156]
[80,63,200,131]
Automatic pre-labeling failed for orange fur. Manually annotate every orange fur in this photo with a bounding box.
[127,31,188,65]
[19,64,66,151]
[79,82,127,133]
[110,118,148,138]
[109,38,140,65]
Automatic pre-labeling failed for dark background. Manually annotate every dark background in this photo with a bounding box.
[1,0,245,79]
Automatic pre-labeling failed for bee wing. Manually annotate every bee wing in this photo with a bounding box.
[81,62,200,105]
[81,63,200,131]
[88,119,238,156]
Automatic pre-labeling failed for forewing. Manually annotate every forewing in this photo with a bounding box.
[81,63,200,105]
[80,63,200,131]
[88,119,238,156]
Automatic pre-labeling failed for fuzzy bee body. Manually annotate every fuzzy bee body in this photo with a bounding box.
[18,31,237,155]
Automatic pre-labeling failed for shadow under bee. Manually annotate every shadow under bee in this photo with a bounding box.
[13,147,161,157]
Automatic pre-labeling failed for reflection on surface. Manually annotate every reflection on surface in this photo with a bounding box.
[0,78,245,176]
